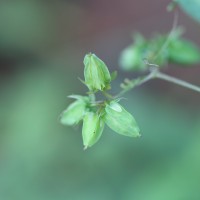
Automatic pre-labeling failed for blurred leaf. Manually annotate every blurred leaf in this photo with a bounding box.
[119,28,200,71]
[119,45,146,71]
[168,38,200,64]
[119,33,148,71]
[177,0,200,23]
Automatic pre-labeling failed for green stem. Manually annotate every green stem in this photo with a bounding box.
[102,91,113,99]
[152,11,178,62]
[115,69,157,98]
[155,71,200,93]
[116,69,200,97]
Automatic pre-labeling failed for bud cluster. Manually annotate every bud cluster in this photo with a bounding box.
[60,53,140,149]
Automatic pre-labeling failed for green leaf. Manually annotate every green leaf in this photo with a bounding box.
[177,0,200,23]
[82,112,104,149]
[104,101,140,137]
[168,38,200,64]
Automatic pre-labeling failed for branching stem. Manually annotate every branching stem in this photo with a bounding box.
[116,69,200,98]
[114,10,200,98]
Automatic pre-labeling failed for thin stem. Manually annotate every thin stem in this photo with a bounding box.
[136,69,157,85]
[115,69,200,98]
[152,11,179,62]
[102,91,113,99]
[115,69,157,98]
[155,72,200,93]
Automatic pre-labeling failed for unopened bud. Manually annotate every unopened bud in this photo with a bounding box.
[84,53,111,91]
[82,112,104,149]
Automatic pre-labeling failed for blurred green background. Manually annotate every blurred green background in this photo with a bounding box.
[0,0,200,200]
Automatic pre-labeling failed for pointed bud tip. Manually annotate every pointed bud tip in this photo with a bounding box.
[88,52,93,55]
[83,146,88,150]
[85,52,94,58]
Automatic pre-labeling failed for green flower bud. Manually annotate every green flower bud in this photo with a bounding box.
[104,101,140,137]
[84,53,111,91]
[82,112,104,149]
[60,96,88,126]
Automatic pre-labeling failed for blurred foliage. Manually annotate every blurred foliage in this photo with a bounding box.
[177,0,200,23]
[119,28,200,71]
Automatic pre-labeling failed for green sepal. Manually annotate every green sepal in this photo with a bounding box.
[60,96,89,126]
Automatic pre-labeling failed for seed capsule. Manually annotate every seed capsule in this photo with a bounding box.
[84,53,111,91]
[82,112,104,149]
[104,101,140,137]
